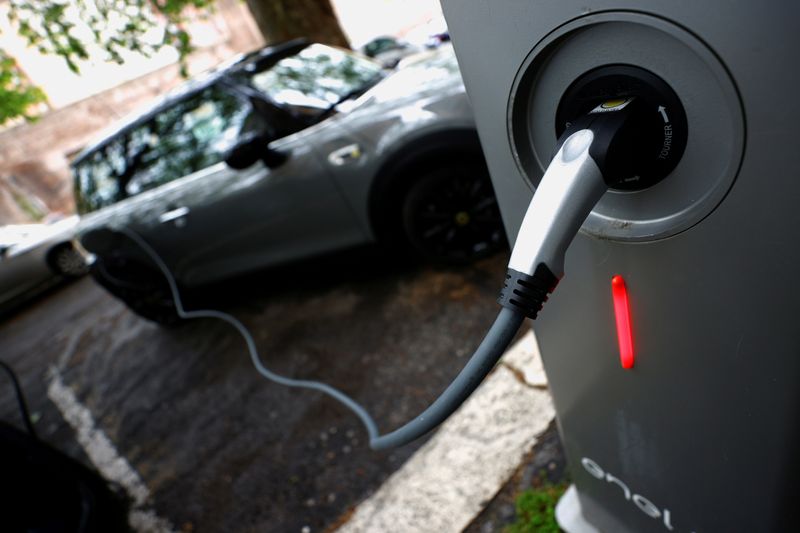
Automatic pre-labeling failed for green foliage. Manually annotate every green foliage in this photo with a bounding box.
[505,483,568,533]
[0,50,47,124]
[0,0,214,123]
[8,0,213,73]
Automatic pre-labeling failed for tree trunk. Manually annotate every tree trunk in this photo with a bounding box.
[244,0,350,49]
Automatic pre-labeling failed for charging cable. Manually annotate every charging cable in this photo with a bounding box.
[118,96,649,450]
[120,227,522,450]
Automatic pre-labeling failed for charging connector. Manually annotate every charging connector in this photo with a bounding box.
[500,129,605,318]
[500,97,656,319]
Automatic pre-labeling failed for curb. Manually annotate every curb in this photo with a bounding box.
[336,329,555,533]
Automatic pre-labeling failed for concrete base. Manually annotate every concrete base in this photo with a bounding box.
[555,485,602,533]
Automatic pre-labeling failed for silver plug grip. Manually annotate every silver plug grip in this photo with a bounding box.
[509,129,607,279]
[498,130,607,319]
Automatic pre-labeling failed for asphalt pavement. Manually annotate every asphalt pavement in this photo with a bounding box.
[0,247,530,532]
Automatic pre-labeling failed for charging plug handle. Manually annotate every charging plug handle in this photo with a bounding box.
[500,98,653,319]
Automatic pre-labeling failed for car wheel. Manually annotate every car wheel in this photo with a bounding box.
[401,162,506,263]
[48,243,89,278]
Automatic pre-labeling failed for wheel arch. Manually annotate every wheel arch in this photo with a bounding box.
[367,128,488,242]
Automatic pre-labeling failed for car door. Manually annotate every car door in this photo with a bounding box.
[122,85,364,286]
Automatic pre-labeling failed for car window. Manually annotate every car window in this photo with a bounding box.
[74,146,124,213]
[73,86,253,213]
[124,87,252,196]
[247,44,383,113]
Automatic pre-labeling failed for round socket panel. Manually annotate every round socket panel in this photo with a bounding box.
[556,65,688,191]
[508,12,745,241]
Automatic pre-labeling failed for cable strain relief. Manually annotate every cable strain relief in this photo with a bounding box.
[498,265,560,319]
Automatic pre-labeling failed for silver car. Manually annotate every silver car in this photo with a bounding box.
[72,40,504,323]
[0,216,87,311]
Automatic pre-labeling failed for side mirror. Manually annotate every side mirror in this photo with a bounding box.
[224,132,289,170]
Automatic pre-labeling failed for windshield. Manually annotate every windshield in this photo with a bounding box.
[246,44,383,114]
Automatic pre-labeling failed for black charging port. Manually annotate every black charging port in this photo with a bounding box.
[556,65,688,191]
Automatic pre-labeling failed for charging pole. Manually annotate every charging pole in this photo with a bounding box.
[442,2,799,531]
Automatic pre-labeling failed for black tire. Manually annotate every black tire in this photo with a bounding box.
[400,161,506,263]
[90,257,182,326]
[47,243,89,278]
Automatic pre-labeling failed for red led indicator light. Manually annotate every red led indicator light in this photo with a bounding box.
[611,275,635,369]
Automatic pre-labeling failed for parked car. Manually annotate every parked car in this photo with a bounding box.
[0,215,87,311]
[403,15,451,50]
[72,40,505,324]
[360,36,419,68]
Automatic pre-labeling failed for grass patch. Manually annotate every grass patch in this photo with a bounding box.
[504,482,568,533]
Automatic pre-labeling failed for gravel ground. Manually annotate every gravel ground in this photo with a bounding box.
[0,247,526,532]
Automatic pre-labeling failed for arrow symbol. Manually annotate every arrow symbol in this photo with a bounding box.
[658,105,669,123]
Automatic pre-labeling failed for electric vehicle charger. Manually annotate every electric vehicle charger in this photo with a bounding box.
[119,97,657,450]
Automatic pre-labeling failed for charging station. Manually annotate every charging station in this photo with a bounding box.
[441,2,799,531]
